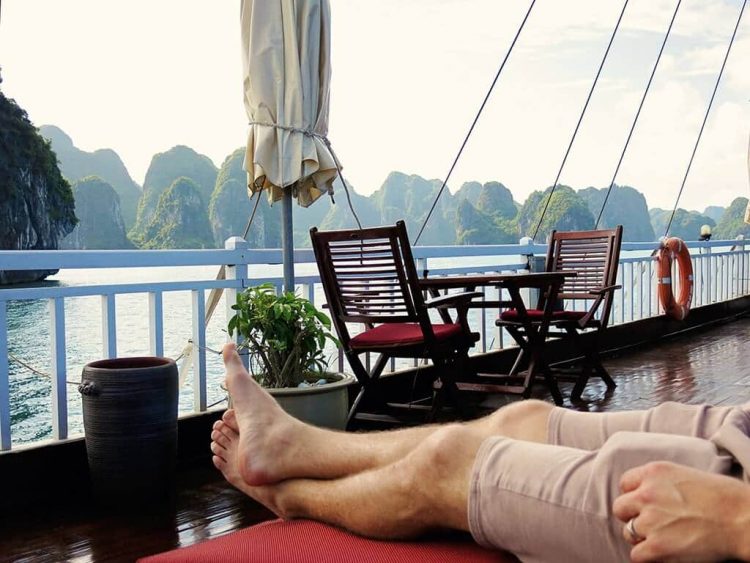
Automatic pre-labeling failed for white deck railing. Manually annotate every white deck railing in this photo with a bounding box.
[0,237,747,451]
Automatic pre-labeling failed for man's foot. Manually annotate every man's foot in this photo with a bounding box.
[210,420,284,516]
[222,343,311,486]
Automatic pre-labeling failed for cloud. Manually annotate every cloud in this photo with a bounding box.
[724,35,750,93]
[1,0,746,215]
[330,0,750,213]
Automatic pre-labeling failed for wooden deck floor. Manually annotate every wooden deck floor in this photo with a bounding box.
[0,467,275,563]
[2,316,750,562]
[559,315,750,410]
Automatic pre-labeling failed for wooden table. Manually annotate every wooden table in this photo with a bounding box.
[419,272,575,405]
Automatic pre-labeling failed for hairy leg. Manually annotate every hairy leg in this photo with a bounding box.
[221,342,555,486]
[213,418,485,539]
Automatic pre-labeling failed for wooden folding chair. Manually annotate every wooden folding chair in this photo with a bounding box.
[498,226,623,402]
[310,221,480,427]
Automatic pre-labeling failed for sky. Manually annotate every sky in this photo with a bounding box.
[1,0,748,213]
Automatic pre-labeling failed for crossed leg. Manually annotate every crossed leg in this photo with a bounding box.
[212,416,486,537]
[210,343,554,538]
[211,343,748,548]
[211,343,553,484]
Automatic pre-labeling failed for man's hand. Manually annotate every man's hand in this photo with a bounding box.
[613,461,750,562]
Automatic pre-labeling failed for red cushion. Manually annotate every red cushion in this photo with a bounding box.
[499,309,587,322]
[138,518,515,563]
[350,322,464,348]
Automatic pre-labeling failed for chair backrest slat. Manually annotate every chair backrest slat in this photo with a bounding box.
[544,226,623,326]
[311,222,432,346]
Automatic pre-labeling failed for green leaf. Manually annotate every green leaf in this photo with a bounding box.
[226,283,341,388]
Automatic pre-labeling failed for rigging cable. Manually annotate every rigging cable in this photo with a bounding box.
[178,190,263,383]
[322,137,364,231]
[414,0,537,245]
[663,0,747,238]
[532,0,630,241]
[595,0,682,229]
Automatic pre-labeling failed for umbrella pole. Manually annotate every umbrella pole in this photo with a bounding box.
[282,187,295,293]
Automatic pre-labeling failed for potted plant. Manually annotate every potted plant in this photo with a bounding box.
[228,283,353,429]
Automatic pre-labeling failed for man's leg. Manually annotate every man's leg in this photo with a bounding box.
[548,400,742,451]
[215,343,553,485]
[212,417,484,539]
[213,412,734,561]
[466,431,733,562]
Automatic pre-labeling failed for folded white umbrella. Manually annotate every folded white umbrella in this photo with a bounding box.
[180,0,343,389]
[241,0,339,291]
[241,0,337,209]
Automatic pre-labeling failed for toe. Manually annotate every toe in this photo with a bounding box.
[222,343,245,372]
[212,455,226,471]
[211,430,231,448]
[219,423,238,441]
[210,440,227,460]
[223,409,238,430]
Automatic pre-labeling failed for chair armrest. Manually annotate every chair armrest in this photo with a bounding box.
[589,284,621,296]
[425,291,483,309]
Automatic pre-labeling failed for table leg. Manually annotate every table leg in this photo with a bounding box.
[524,327,563,405]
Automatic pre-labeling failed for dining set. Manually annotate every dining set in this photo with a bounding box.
[310,221,623,427]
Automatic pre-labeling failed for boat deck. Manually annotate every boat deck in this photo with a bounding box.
[2,316,750,562]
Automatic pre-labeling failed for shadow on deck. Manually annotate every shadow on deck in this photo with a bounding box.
[2,315,750,562]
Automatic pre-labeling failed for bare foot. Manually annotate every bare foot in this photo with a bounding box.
[222,343,311,486]
[210,420,284,517]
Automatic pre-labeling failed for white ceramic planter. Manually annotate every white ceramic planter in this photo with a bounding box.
[268,373,355,430]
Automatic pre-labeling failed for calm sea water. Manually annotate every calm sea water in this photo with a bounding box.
[7,266,246,446]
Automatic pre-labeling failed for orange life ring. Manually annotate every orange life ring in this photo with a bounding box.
[657,237,693,321]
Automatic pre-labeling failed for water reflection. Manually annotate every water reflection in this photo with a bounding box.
[654,361,697,404]
[599,318,750,411]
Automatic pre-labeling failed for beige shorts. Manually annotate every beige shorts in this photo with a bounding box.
[468,402,749,563]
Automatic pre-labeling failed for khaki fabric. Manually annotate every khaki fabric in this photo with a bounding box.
[468,402,750,563]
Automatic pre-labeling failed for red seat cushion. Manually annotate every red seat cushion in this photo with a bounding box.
[350,322,464,348]
[137,518,516,563]
[499,309,587,322]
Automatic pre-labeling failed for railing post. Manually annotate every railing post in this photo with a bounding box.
[192,289,207,412]
[149,291,164,357]
[706,246,714,304]
[304,283,314,303]
[0,301,10,451]
[647,258,653,318]
[415,255,433,355]
[629,262,635,323]
[49,297,68,440]
[101,294,117,359]
[519,236,543,307]
[225,237,250,371]
[735,236,746,298]
[744,239,749,296]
